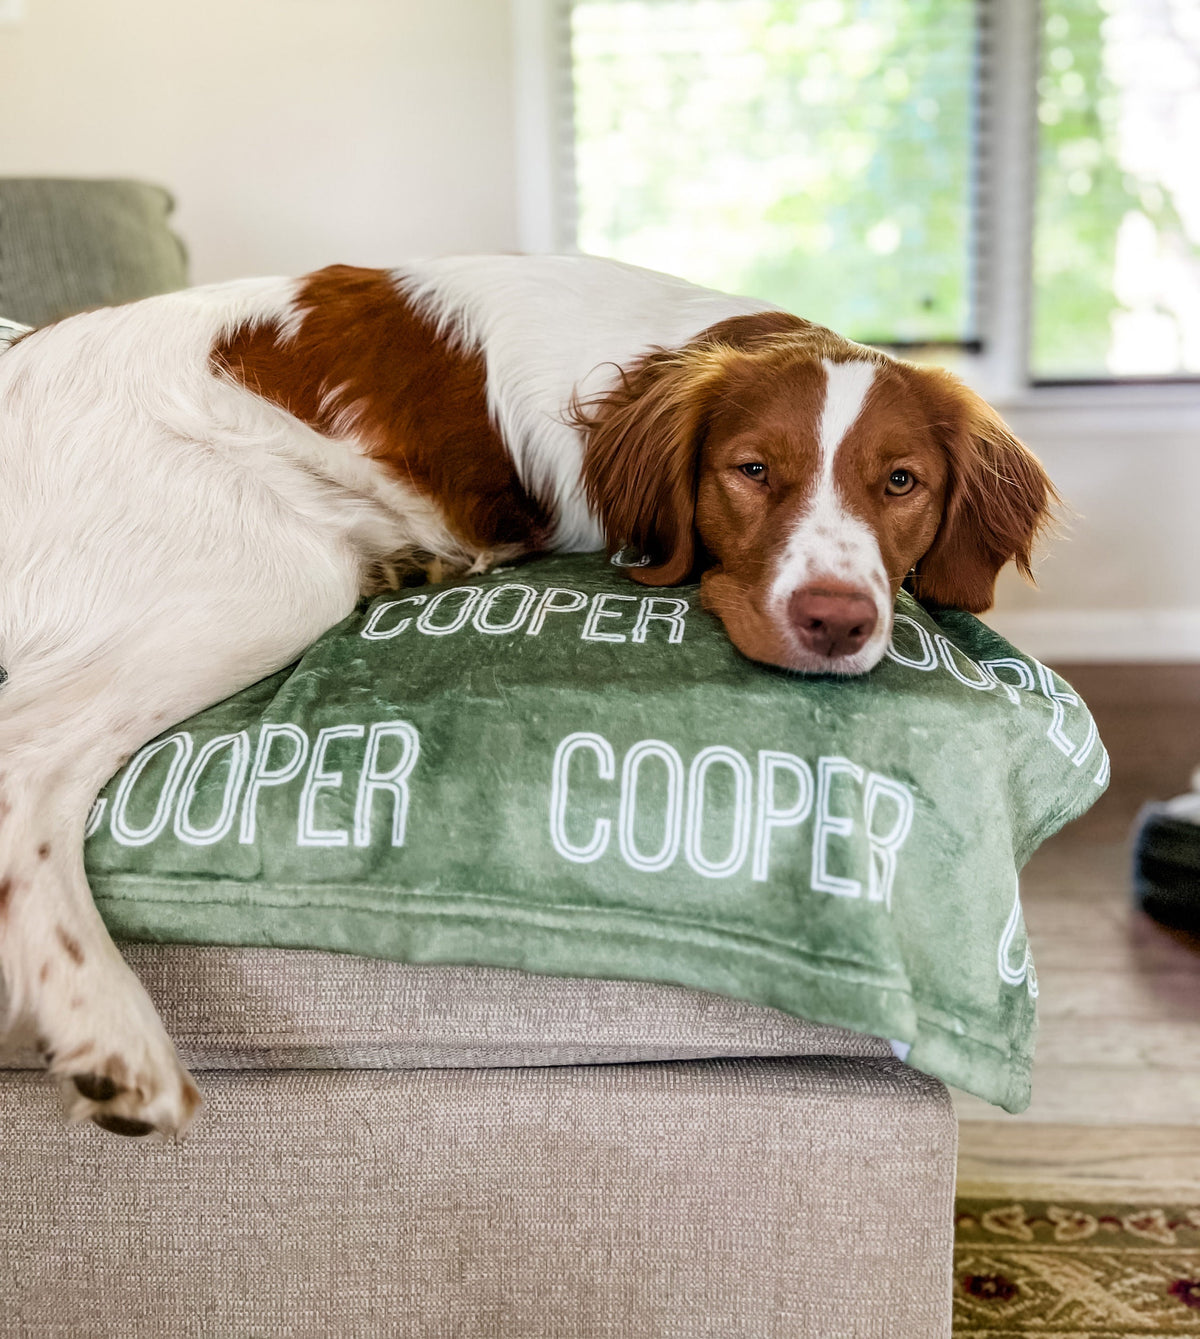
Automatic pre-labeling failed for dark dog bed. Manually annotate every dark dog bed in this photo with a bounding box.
[1133,784,1200,933]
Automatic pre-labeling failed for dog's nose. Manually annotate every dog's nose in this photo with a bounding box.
[788,586,878,660]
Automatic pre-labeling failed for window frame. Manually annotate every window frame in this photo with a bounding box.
[512,0,1200,434]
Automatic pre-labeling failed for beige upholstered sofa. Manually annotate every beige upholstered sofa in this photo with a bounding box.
[2,947,956,1336]
[0,179,956,1337]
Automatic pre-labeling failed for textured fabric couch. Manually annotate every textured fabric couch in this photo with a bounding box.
[0,178,957,1337]
[1,949,957,1337]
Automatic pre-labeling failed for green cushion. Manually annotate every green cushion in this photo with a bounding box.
[84,555,1106,1112]
[0,177,187,326]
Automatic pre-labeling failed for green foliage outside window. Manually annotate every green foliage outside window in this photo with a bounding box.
[572,0,977,346]
[1033,0,1200,379]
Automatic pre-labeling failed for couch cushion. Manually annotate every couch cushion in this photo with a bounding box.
[0,943,892,1071]
[0,177,187,326]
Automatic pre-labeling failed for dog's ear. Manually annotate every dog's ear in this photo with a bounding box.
[907,367,1058,613]
[575,347,725,585]
[576,311,808,586]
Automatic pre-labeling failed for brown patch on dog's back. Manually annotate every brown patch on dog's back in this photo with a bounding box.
[0,877,12,915]
[56,925,85,965]
[37,842,50,860]
[212,265,550,556]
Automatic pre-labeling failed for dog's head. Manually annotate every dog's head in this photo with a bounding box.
[579,312,1056,675]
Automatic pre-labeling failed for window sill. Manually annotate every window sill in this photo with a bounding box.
[991,382,1200,439]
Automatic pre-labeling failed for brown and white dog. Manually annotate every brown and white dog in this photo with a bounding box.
[0,255,1053,1136]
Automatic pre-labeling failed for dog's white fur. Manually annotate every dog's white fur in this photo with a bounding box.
[768,358,892,674]
[0,278,376,1131]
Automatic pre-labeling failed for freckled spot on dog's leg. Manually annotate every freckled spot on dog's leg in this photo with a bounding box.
[38,961,51,984]
[73,1073,122,1102]
[55,926,84,965]
[0,876,14,915]
[69,996,83,1010]
[37,843,50,860]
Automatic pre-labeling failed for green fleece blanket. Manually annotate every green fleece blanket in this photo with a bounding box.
[83,555,1106,1111]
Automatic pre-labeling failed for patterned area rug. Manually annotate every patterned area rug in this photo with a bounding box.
[956,1199,1200,1336]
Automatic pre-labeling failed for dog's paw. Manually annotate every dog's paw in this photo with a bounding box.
[44,1013,203,1138]
[27,938,204,1138]
[57,1051,203,1138]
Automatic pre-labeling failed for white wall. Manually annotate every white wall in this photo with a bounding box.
[987,417,1200,661]
[3,0,1196,660]
[0,0,520,279]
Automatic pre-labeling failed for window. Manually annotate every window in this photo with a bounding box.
[1032,0,1200,381]
[570,0,980,350]
[520,0,1200,390]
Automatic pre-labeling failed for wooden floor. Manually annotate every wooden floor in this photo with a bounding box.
[954,664,1200,1197]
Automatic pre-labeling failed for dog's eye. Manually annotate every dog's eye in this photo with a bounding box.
[885,469,915,496]
[738,462,768,482]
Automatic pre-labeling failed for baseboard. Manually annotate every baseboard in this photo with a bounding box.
[956,1120,1200,1199]
[984,608,1200,663]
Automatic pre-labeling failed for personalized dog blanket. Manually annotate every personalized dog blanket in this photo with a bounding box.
[83,555,1106,1112]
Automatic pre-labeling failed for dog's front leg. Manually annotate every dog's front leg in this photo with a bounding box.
[0,769,201,1137]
